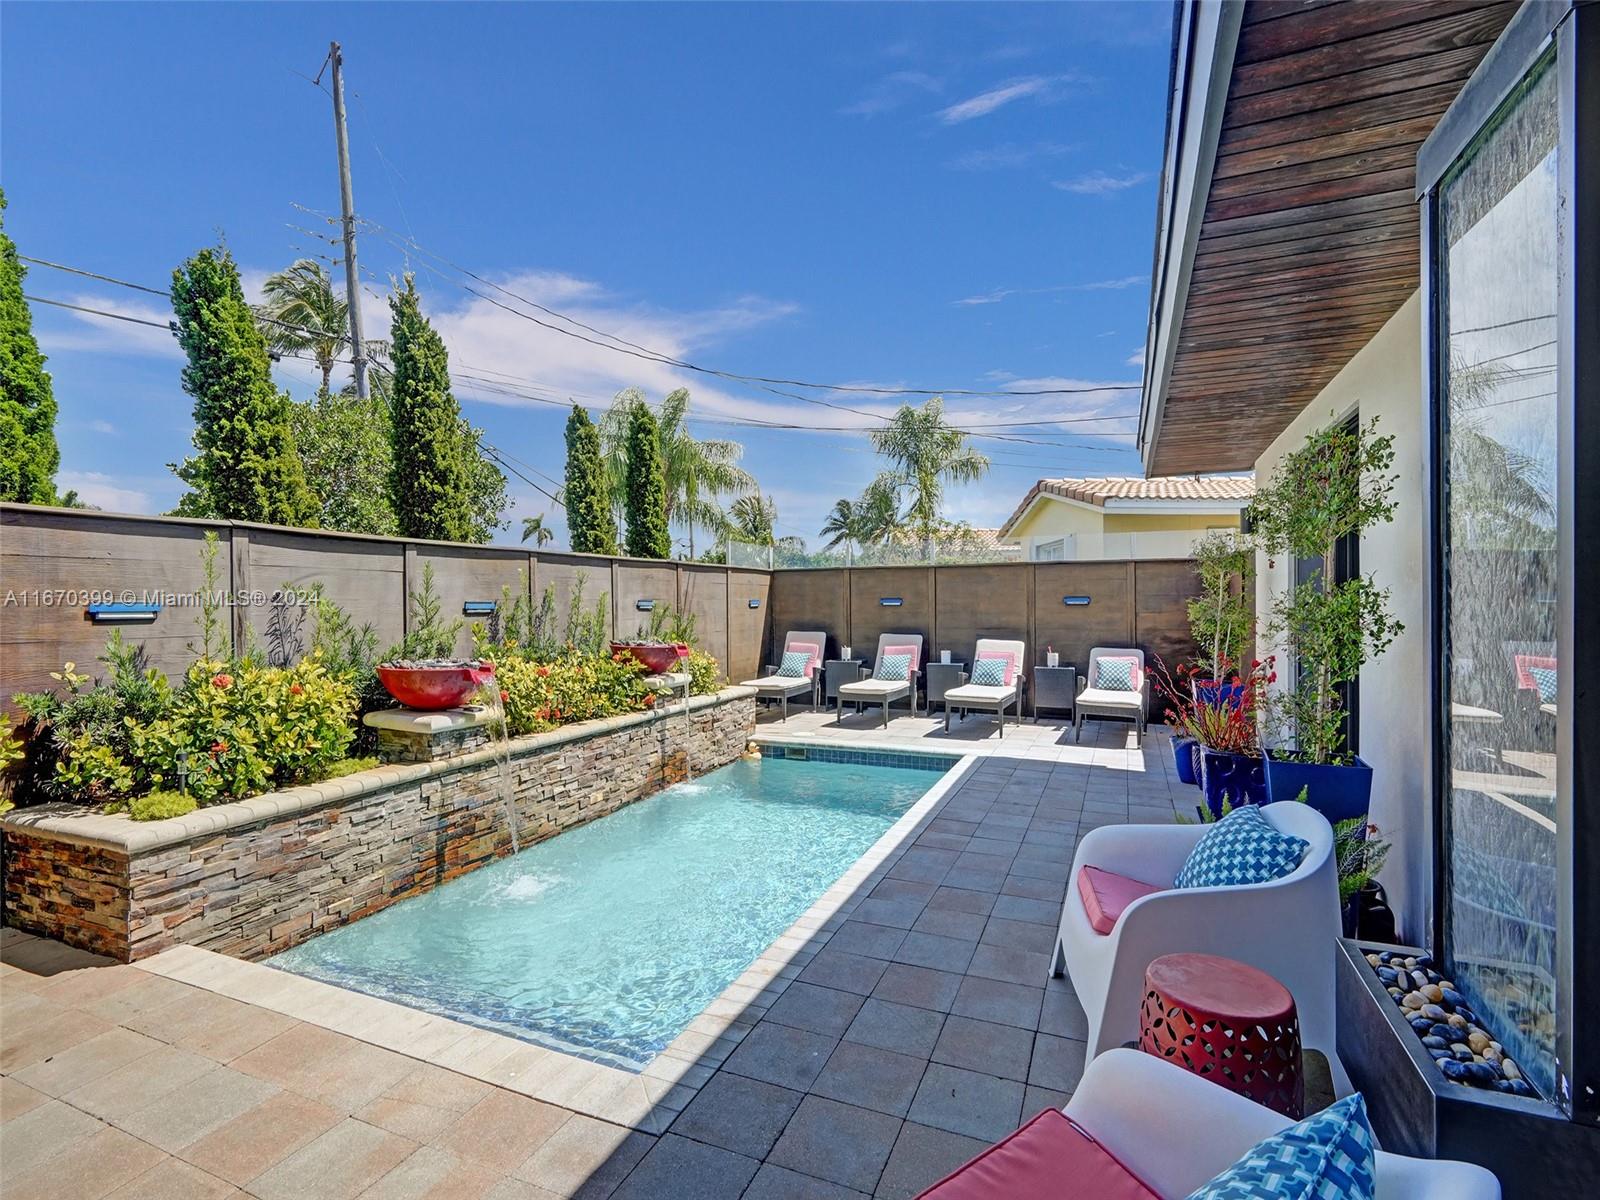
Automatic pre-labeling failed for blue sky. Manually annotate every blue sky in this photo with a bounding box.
[3,1,1171,549]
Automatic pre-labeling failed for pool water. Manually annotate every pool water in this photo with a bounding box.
[267,754,947,1070]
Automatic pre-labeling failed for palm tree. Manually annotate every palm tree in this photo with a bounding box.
[521,513,555,546]
[819,498,862,557]
[600,387,755,556]
[728,493,805,563]
[256,259,391,395]
[868,397,989,554]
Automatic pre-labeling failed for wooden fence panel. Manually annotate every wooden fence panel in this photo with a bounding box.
[933,563,1034,669]
[766,568,848,663]
[1,509,220,700]
[244,528,407,662]
[724,570,770,684]
[678,566,729,676]
[847,567,934,662]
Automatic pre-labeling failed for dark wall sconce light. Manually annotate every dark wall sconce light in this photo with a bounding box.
[1062,596,1091,606]
[462,600,498,617]
[87,603,161,624]
[879,597,903,607]
[636,598,656,612]
[748,598,761,609]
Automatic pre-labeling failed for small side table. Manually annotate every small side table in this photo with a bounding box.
[824,659,865,706]
[1139,952,1304,1118]
[925,662,967,719]
[1033,665,1077,721]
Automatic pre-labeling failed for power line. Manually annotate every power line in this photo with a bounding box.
[24,295,172,329]
[346,211,1143,399]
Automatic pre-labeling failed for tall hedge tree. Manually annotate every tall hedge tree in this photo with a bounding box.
[0,192,60,504]
[388,277,473,542]
[623,399,670,558]
[170,247,317,525]
[564,404,616,554]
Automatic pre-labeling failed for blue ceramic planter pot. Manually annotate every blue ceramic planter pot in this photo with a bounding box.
[1264,751,1373,824]
[1197,747,1267,816]
[1172,736,1200,786]
[1194,681,1246,709]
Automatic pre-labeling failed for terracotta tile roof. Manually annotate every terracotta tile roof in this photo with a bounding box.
[998,475,1254,535]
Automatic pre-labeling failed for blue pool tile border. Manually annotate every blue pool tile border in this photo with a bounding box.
[756,743,961,773]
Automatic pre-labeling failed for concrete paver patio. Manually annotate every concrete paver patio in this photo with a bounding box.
[1,717,1193,1199]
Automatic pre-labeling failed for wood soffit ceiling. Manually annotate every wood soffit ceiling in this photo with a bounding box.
[1150,0,1519,476]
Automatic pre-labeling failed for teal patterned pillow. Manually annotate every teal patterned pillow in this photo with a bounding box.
[875,653,912,682]
[1183,1093,1376,1200]
[1528,664,1557,703]
[970,657,1008,686]
[1096,656,1137,691]
[776,650,811,678]
[1175,803,1308,889]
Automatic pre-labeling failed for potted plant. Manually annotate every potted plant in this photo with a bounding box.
[1186,530,1254,708]
[1246,418,1404,822]
[1152,657,1269,809]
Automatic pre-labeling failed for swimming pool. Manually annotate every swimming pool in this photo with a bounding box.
[267,750,955,1070]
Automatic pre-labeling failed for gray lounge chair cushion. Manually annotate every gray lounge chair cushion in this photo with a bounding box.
[944,683,1016,706]
[741,675,814,695]
[838,678,910,699]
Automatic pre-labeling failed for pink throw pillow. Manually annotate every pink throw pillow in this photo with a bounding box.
[884,643,920,673]
[786,641,822,678]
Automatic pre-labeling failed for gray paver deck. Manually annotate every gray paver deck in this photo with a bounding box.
[1,717,1189,1199]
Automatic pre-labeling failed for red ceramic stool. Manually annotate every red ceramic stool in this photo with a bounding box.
[1138,952,1304,1118]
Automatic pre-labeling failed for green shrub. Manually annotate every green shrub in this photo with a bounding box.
[127,655,357,804]
[684,649,721,696]
[499,651,647,735]
[128,790,198,821]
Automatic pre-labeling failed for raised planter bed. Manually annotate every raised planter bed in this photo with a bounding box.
[1,687,756,964]
[1335,938,1599,1199]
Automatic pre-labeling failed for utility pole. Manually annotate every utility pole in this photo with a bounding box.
[329,41,369,399]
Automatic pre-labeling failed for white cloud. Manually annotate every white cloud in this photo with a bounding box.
[33,293,181,359]
[954,274,1146,306]
[85,419,117,435]
[945,141,1075,171]
[1126,347,1146,368]
[839,70,943,117]
[56,470,153,513]
[1053,170,1152,195]
[938,76,1062,123]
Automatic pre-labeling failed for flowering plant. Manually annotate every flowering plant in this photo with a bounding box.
[1151,655,1274,756]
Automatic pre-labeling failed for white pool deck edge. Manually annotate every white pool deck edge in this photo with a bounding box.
[128,744,983,1134]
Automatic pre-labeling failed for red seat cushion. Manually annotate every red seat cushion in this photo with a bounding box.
[1077,865,1164,936]
[915,1108,1160,1200]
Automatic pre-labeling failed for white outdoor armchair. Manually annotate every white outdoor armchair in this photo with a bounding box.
[1052,802,1342,1074]
[1065,1049,1500,1200]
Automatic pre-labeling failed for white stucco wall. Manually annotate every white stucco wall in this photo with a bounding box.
[1253,291,1429,942]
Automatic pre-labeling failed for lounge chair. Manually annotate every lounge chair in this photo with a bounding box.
[1074,646,1149,746]
[837,633,923,728]
[739,630,825,721]
[942,638,1026,738]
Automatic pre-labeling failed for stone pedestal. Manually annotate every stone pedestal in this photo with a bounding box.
[364,707,496,763]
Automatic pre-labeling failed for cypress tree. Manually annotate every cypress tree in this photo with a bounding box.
[170,246,317,525]
[623,399,671,559]
[564,404,616,554]
[388,277,472,541]
[0,191,59,504]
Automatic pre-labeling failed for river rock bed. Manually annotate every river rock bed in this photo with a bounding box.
[1366,950,1538,1098]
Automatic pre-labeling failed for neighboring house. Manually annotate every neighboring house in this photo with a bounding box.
[1142,0,1598,1131]
[996,476,1252,562]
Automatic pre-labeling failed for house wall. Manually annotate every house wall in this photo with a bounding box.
[1252,290,1428,942]
[1101,512,1238,534]
[1006,499,1106,539]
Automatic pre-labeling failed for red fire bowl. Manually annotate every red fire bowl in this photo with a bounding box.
[610,642,689,674]
[377,663,496,711]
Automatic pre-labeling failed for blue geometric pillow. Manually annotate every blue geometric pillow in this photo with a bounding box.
[1528,664,1557,703]
[1175,802,1309,890]
[970,657,1007,686]
[1183,1093,1376,1200]
[875,653,912,682]
[776,650,811,678]
[1096,656,1137,691]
